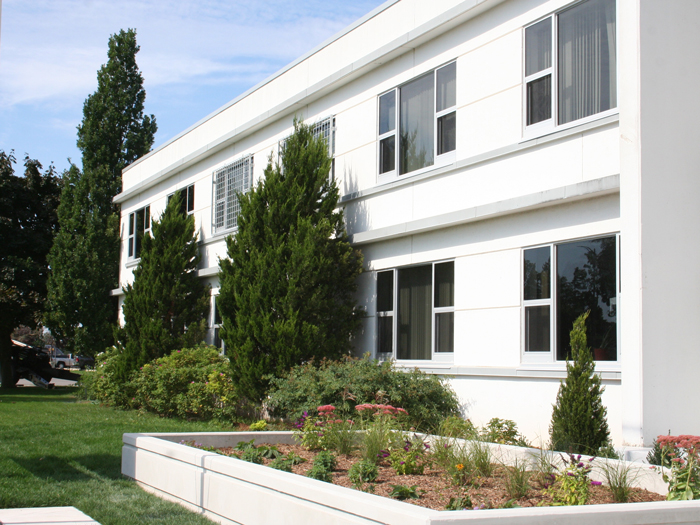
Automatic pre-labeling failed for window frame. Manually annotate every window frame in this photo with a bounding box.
[127,205,151,260]
[522,0,618,138]
[212,155,253,235]
[521,234,620,365]
[377,61,457,185]
[376,260,455,363]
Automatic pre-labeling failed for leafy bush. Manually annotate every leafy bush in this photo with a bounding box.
[656,434,700,501]
[294,405,356,454]
[438,416,477,440]
[348,460,379,489]
[389,484,422,500]
[267,356,460,431]
[249,420,267,431]
[81,344,243,421]
[546,453,598,505]
[480,418,530,447]
[306,451,336,483]
[445,494,472,510]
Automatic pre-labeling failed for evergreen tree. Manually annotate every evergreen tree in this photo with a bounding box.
[118,192,210,380]
[218,118,364,402]
[46,29,157,355]
[550,311,611,454]
[0,152,61,388]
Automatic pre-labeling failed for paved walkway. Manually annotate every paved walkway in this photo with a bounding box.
[15,378,78,388]
[0,507,99,524]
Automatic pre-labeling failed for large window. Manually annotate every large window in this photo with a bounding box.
[525,0,617,130]
[378,62,456,181]
[523,235,618,361]
[213,155,252,234]
[377,261,454,360]
[127,205,150,259]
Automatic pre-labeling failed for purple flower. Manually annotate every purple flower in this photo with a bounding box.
[400,461,405,465]
[424,443,430,449]
[566,472,575,477]
[589,457,596,462]
[577,462,584,468]
[591,480,602,486]
[576,455,582,461]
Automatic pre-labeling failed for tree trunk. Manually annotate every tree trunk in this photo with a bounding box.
[0,330,18,389]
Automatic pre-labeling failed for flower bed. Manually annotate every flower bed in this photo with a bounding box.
[122,431,700,525]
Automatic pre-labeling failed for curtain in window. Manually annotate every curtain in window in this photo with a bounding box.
[558,0,616,124]
[400,73,434,175]
[397,266,431,359]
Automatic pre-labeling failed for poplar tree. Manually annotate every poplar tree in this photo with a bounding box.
[218,118,364,402]
[118,193,209,380]
[0,152,61,388]
[550,311,611,454]
[46,29,157,355]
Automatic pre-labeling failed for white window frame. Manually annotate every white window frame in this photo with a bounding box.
[522,0,618,139]
[521,234,620,365]
[377,61,457,185]
[376,260,455,363]
[278,116,336,181]
[127,205,151,260]
[212,155,253,235]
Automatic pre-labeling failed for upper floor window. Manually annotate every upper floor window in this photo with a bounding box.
[525,0,616,131]
[312,117,335,181]
[213,155,252,234]
[168,184,194,215]
[127,205,150,259]
[377,260,454,361]
[523,235,618,363]
[378,62,456,182]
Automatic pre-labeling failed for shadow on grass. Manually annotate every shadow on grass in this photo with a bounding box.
[0,387,80,401]
[12,454,123,482]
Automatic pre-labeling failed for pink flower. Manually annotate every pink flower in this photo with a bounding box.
[317,405,336,413]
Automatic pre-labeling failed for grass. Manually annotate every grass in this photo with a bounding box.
[0,384,237,524]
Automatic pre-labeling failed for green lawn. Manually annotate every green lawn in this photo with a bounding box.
[0,385,236,524]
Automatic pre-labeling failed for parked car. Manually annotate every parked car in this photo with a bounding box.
[50,353,93,370]
[74,355,95,370]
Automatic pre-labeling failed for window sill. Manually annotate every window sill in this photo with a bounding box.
[391,363,621,381]
[521,109,619,143]
[125,259,140,269]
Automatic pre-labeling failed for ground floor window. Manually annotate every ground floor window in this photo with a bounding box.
[376,261,454,360]
[523,235,618,361]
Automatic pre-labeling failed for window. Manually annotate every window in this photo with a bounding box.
[211,295,224,352]
[168,184,195,215]
[524,0,617,130]
[523,235,618,361]
[376,261,454,360]
[127,205,150,259]
[378,62,456,181]
[213,155,253,234]
[312,117,336,181]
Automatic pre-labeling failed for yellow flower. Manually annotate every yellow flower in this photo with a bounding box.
[456,464,464,470]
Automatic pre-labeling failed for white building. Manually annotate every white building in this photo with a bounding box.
[114,0,700,448]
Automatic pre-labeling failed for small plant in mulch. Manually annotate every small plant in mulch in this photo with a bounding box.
[389,484,423,500]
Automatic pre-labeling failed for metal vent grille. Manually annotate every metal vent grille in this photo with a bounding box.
[213,155,252,233]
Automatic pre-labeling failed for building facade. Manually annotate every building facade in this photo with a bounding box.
[114,0,700,447]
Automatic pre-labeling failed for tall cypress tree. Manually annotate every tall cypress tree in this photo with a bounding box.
[118,192,210,380]
[550,311,611,454]
[218,118,364,402]
[46,29,157,355]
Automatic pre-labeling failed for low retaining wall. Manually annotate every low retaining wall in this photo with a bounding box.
[122,431,700,525]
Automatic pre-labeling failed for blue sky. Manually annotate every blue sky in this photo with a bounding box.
[0,0,386,174]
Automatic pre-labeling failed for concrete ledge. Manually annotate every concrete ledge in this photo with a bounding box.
[0,507,99,525]
[122,431,698,525]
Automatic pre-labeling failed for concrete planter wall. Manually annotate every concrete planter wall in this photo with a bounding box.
[122,431,700,525]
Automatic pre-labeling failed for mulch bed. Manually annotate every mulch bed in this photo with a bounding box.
[215,443,665,511]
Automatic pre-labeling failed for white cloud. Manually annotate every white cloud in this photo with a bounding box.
[0,0,384,108]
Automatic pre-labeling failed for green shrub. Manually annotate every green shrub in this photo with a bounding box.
[348,460,379,488]
[267,356,460,431]
[249,420,267,431]
[306,451,336,483]
[81,344,243,422]
[480,418,530,447]
[550,312,611,455]
[438,416,477,440]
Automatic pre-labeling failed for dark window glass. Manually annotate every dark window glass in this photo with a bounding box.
[397,265,432,360]
[377,316,393,354]
[435,312,454,353]
[135,208,146,258]
[437,112,456,155]
[556,236,617,360]
[399,73,434,175]
[525,305,550,352]
[187,184,195,213]
[524,246,551,300]
[434,261,454,307]
[377,271,394,312]
[379,91,396,135]
[527,75,552,125]
[525,18,552,76]
[379,136,396,174]
[436,62,456,112]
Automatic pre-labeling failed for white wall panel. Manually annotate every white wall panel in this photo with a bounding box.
[454,306,521,368]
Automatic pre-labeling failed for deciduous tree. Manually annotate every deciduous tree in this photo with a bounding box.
[218,118,364,402]
[0,152,60,388]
